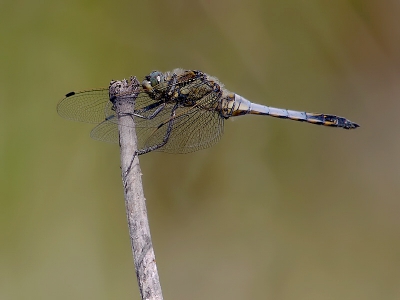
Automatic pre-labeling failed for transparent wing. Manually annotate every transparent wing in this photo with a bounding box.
[57,89,110,124]
[139,87,224,154]
[143,106,224,154]
[87,108,224,150]
[90,119,119,143]
[58,87,168,127]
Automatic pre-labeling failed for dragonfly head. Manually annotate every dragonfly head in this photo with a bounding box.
[142,71,166,96]
[145,71,164,86]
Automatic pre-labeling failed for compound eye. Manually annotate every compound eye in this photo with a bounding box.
[149,71,163,87]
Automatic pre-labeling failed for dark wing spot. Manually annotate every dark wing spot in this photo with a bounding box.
[65,91,75,97]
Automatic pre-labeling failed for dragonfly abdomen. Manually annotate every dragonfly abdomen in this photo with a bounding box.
[229,95,359,129]
[252,103,359,129]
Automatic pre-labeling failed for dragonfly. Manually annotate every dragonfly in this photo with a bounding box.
[57,68,359,155]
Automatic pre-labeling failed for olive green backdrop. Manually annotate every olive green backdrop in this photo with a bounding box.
[1,1,398,299]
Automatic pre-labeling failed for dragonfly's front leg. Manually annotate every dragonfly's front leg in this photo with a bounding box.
[134,102,166,120]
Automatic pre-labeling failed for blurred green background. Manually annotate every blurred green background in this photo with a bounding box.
[1,0,399,299]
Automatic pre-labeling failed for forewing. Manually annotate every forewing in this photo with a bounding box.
[104,91,171,129]
[57,89,109,123]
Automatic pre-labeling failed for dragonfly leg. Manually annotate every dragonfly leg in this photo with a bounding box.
[134,102,166,120]
[124,103,177,176]
[166,73,178,97]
